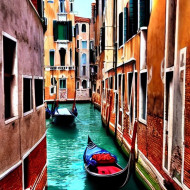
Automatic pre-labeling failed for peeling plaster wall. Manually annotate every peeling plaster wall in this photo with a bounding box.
[0,0,45,177]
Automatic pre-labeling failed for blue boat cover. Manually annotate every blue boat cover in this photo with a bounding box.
[84,146,117,167]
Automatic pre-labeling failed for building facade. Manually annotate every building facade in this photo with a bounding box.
[92,0,190,189]
[75,16,91,101]
[44,0,76,102]
[0,0,47,189]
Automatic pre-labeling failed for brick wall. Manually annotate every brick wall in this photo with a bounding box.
[0,164,22,190]
[24,137,47,189]
[184,47,190,188]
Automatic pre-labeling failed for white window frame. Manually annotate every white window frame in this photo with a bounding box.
[23,75,33,117]
[70,2,73,12]
[59,78,67,89]
[59,0,65,13]
[162,69,174,174]
[3,32,19,124]
[81,24,86,33]
[34,76,44,109]
[139,70,147,124]
[50,86,56,96]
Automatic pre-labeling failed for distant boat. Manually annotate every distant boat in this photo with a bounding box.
[52,106,78,125]
[83,122,138,188]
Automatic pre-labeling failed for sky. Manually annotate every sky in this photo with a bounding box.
[74,0,95,18]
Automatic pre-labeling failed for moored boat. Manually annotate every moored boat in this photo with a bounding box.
[52,106,77,125]
[83,122,138,189]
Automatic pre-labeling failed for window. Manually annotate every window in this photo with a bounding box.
[81,53,86,64]
[93,84,96,92]
[51,76,57,86]
[23,77,33,113]
[82,24,86,32]
[119,12,123,47]
[100,27,105,51]
[3,35,18,120]
[47,0,54,3]
[124,7,128,42]
[164,71,173,170]
[82,41,87,49]
[139,0,150,28]
[109,77,113,89]
[129,0,138,38]
[70,2,73,12]
[59,48,66,66]
[53,21,72,41]
[82,80,87,89]
[50,86,56,95]
[35,78,43,107]
[70,49,72,66]
[90,41,94,49]
[77,40,79,48]
[59,79,66,89]
[82,66,86,76]
[139,72,147,121]
[76,81,79,89]
[76,24,79,35]
[49,50,54,66]
[59,0,65,13]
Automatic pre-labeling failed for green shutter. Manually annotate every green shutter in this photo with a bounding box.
[58,22,67,40]
[140,0,150,27]
[50,51,54,66]
[129,0,138,38]
[124,7,128,42]
[53,20,58,41]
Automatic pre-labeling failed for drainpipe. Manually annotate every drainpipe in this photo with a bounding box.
[113,0,118,141]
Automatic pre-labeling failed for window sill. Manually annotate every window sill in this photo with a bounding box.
[5,116,19,125]
[138,118,147,125]
[23,110,33,117]
[50,93,56,96]
[118,45,124,50]
[56,40,69,43]
[36,104,44,110]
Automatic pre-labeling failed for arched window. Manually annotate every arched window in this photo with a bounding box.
[82,24,86,32]
[59,48,66,66]
[81,53,86,64]
[82,80,87,89]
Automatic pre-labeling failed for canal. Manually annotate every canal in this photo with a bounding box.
[46,103,142,190]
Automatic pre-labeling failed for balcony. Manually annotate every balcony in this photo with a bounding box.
[45,66,75,71]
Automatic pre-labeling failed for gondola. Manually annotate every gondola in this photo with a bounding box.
[83,122,137,189]
[52,106,78,125]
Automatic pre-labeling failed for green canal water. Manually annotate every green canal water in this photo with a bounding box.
[46,103,142,190]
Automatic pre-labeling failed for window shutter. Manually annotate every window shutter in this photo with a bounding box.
[124,7,128,42]
[50,51,54,66]
[102,26,105,50]
[140,0,150,27]
[68,21,72,41]
[119,12,123,47]
[53,20,58,41]
[129,0,138,38]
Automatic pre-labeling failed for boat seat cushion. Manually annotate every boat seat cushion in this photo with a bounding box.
[97,166,121,174]
[92,153,116,164]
